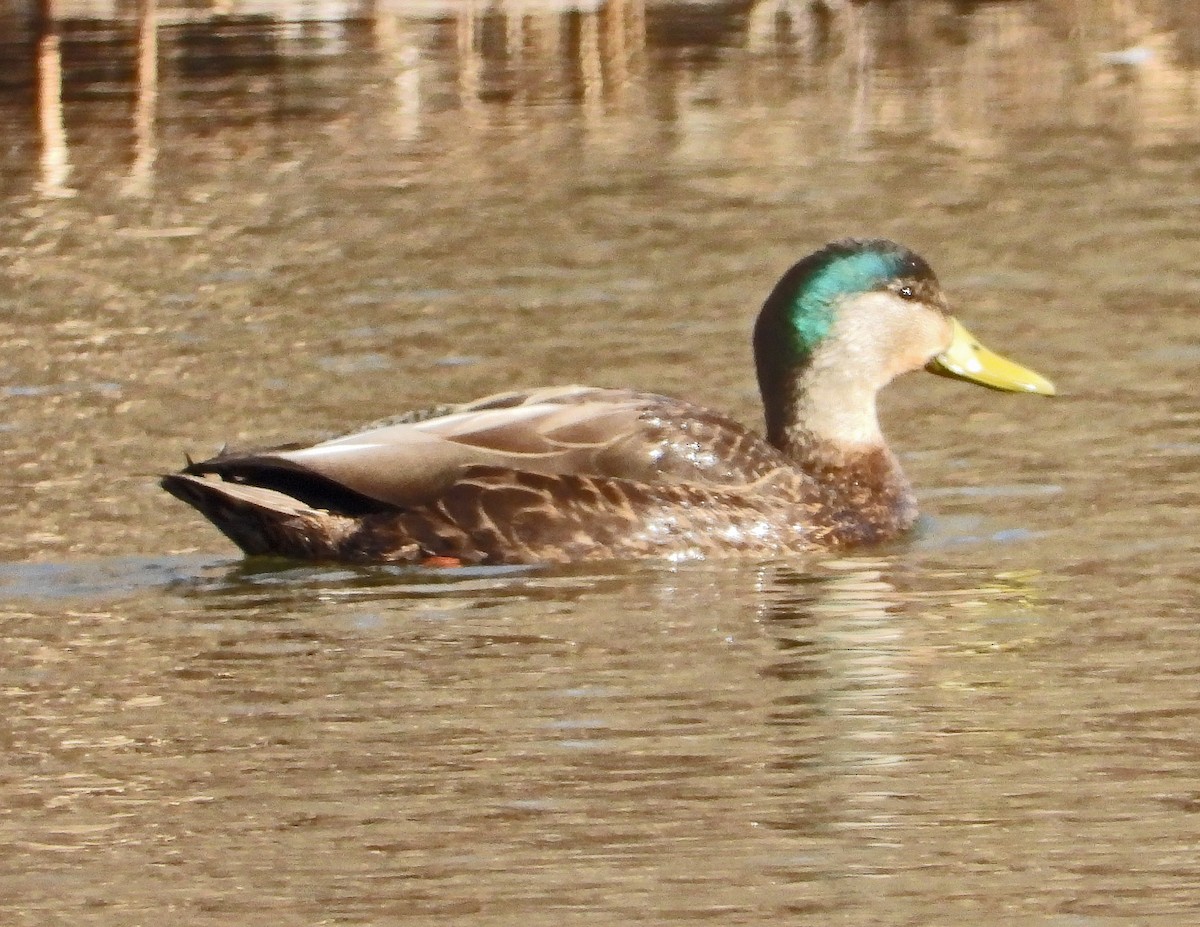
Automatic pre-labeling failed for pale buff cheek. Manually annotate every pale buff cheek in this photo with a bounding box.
[884,311,954,378]
[826,296,955,383]
[931,313,955,354]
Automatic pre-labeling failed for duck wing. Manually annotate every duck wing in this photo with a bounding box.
[172,386,792,517]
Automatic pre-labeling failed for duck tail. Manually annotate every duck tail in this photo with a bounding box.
[160,472,358,560]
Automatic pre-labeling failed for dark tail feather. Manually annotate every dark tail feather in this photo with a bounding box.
[160,473,354,559]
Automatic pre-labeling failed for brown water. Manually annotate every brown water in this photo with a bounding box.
[1,1,1199,923]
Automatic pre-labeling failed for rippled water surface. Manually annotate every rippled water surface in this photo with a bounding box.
[2,1,1199,923]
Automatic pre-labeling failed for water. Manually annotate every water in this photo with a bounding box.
[1,1,1199,922]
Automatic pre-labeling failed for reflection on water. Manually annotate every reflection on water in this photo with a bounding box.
[1,0,1200,924]
[33,31,72,198]
[1,0,1198,198]
[2,553,1198,922]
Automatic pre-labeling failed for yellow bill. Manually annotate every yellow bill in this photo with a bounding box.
[926,318,1056,396]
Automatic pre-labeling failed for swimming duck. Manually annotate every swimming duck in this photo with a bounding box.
[162,239,1054,565]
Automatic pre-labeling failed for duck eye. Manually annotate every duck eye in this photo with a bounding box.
[897,285,915,300]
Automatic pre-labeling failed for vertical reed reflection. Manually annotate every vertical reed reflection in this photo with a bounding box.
[374,13,421,143]
[123,0,159,197]
[456,3,484,121]
[580,8,603,120]
[35,21,72,198]
[9,0,1197,198]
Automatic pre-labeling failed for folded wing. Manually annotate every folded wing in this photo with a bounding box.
[180,386,788,514]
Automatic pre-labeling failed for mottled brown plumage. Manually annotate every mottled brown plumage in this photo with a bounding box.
[162,240,1054,565]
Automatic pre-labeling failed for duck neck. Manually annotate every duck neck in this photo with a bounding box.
[757,361,917,540]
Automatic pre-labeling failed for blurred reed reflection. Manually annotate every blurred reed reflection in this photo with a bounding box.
[34,28,72,197]
[2,0,1197,199]
[122,0,158,196]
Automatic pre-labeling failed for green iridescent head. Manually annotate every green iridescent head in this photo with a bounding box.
[753,239,1055,448]
[754,238,942,362]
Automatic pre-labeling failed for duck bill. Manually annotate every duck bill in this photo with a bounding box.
[926,318,1056,396]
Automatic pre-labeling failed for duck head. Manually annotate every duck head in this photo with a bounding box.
[753,238,1055,455]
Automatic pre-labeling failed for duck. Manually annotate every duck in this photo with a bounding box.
[161,238,1054,565]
